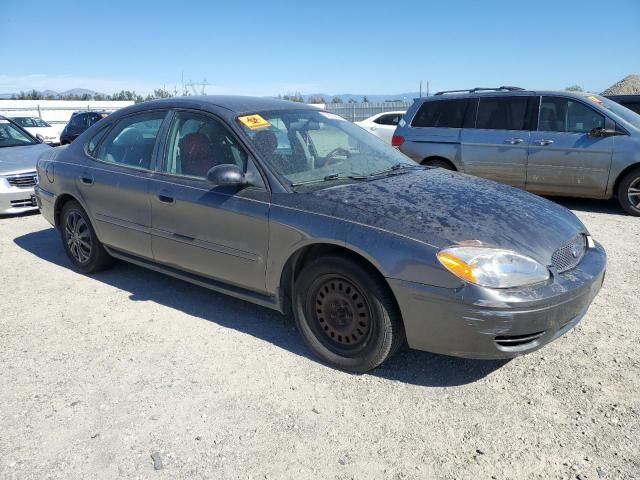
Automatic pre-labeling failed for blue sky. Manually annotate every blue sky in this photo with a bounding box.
[1,0,638,96]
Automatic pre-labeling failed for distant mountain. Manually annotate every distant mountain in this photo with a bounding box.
[0,88,106,99]
[59,88,105,97]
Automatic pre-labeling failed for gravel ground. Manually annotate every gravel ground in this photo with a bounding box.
[0,198,638,480]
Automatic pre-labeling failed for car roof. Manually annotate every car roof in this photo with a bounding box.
[127,95,314,115]
[416,90,602,102]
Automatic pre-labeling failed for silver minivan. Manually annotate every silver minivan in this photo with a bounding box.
[394,87,640,216]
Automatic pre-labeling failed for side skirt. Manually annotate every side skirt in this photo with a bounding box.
[104,246,282,312]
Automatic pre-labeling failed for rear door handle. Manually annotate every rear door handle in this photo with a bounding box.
[535,139,554,146]
[505,137,524,145]
[79,174,93,185]
[158,190,175,204]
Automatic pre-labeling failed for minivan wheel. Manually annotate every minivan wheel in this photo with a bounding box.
[293,255,405,373]
[60,200,113,273]
[423,158,454,170]
[617,167,640,216]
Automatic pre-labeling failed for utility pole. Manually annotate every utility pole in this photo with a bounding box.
[419,80,422,98]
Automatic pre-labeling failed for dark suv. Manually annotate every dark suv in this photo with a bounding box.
[60,111,108,144]
[394,87,640,215]
[606,95,640,115]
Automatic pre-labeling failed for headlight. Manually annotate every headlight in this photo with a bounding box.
[437,246,550,289]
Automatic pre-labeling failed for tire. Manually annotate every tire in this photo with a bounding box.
[617,167,640,216]
[293,255,405,373]
[60,200,113,273]
[423,158,454,170]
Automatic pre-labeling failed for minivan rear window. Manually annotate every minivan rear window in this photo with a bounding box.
[411,99,468,128]
[476,97,529,130]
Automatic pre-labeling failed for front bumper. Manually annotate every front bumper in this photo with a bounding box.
[0,183,38,215]
[388,242,607,359]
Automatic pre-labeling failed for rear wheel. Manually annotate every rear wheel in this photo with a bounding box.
[423,158,454,170]
[293,255,405,373]
[617,167,640,216]
[60,200,113,273]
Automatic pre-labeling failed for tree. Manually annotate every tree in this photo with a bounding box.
[307,95,326,104]
[565,85,583,92]
[362,95,369,103]
[283,92,304,103]
[331,96,343,104]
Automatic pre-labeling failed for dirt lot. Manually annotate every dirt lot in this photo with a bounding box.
[0,199,638,480]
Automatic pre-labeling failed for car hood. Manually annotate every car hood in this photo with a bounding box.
[25,126,59,137]
[304,168,586,264]
[0,143,51,174]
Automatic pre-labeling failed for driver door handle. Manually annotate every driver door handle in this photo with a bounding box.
[504,137,524,145]
[535,139,554,146]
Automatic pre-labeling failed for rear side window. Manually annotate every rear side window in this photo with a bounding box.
[411,99,468,128]
[95,111,166,169]
[476,97,529,130]
[539,97,605,133]
[374,113,402,126]
[70,114,87,128]
[86,125,110,156]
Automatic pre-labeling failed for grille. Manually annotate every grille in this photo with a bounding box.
[495,331,546,348]
[6,172,37,188]
[10,198,36,208]
[551,234,586,273]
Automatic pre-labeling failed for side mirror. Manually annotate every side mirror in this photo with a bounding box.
[206,164,247,188]
[588,127,623,138]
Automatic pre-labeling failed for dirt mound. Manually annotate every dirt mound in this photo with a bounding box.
[601,74,640,95]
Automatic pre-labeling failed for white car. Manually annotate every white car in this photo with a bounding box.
[355,111,405,144]
[10,116,60,145]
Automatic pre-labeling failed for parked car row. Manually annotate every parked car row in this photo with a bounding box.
[32,96,607,372]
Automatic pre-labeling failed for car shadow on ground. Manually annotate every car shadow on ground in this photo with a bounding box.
[14,227,508,387]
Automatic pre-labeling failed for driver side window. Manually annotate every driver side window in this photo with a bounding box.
[163,111,248,179]
[539,97,605,133]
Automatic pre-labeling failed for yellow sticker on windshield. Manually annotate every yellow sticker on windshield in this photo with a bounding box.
[587,95,603,104]
[238,114,271,130]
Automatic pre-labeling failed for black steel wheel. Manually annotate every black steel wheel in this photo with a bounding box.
[293,255,405,373]
[617,167,640,216]
[308,274,373,355]
[60,200,113,273]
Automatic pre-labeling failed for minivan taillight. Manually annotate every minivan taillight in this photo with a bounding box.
[391,135,405,147]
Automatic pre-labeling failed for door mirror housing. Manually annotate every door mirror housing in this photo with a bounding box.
[588,127,623,138]
[206,164,247,188]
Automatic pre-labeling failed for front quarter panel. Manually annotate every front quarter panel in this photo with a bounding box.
[607,134,640,197]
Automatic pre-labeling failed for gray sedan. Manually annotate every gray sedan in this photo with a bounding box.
[35,96,606,372]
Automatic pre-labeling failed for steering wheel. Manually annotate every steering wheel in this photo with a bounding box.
[324,147,352,166]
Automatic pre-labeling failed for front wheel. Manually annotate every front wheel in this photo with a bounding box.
[293,255,405,373]
[617,167,640,216]
[60,200,113,273]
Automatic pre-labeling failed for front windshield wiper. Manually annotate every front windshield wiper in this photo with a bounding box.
[290,173,368,187]
[365,163,418,178]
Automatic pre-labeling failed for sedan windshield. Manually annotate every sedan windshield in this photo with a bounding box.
[237,109,414,186]
[0,119,37,147]
[13,117,52,128]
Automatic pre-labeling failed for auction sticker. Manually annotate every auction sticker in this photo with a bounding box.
[238,114,271,130]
